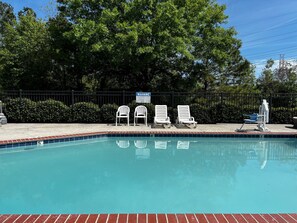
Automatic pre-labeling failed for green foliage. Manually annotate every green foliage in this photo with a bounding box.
[270,107,293,124]
[3,97,297,124]
[257,59,297,94]
[100,103,118,123]
[35,99,69,123]
[190,104,214,124]
[70,102,100,123]
[0,8,52,90]
[55,0,253,92]
[217,103,243,123]
[167,106,177,124]
[0,0,257,92]
[0,1,15,35]
[5,98,36,122]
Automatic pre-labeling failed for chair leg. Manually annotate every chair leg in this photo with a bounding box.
[127,117,129,126]
[238,123,245,130]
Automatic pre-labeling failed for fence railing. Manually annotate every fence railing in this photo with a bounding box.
[1,90,297,123]
[2,90,297,107]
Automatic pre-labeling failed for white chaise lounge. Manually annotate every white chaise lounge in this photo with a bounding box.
[154,105,171,128]
[176,105,197,128]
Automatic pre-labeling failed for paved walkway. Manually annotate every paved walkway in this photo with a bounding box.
[0,123,296,141]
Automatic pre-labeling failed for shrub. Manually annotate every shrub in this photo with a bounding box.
[35,99,69,123]
[190,104,214,124]
[5,98,37,122]
[70,102,100,123]
[100,103,118,123]
[270,107,293,124]
[167,106,177,123]
[216,103,243,123]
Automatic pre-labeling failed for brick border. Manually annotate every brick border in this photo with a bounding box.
[0,214,296,223]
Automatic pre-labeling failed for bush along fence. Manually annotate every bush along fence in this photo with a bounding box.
[1,90,297,124]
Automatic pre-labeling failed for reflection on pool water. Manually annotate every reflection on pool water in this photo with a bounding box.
[0,136,296,214]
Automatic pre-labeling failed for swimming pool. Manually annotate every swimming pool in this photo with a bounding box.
[0,135,296,214]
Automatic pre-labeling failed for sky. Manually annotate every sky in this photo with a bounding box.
[218,0,297,75]
[3,0,297,76]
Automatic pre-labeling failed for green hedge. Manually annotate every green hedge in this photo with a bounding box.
[70,102,100,123]
[217,103,243,123]
[3,97,297,124]
[35,100,69,123]
[190,104,214,124]
[100,103,118,123]
[5,98,36,122]
[270,107,295,124]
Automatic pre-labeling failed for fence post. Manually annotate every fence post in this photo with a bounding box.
[122,90,125,105]
[19,89,23,122]
[220,93,224,122]
[269,93,272,123]
[71,90,75,106]
[71,90,75,121]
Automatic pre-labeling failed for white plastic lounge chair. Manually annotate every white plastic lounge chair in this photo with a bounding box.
[134,105,147,126]
[176,105,197,128]
[116,105,130,126]
[154,105,171,128]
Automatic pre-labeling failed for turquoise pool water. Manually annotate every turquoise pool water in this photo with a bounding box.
[0,136,296,214]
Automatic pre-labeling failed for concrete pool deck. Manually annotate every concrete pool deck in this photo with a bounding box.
[0,123,296,141]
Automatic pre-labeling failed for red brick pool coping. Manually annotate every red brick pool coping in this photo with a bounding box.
[1,132,296,223]
[0,214,297,223]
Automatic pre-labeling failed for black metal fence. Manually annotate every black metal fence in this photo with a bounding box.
[1,90,297,123]
[2,89,297,107]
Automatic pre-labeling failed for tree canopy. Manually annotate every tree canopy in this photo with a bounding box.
[1,0,258,92]
[257,59,297,94]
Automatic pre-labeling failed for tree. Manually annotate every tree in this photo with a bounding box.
[256,59,297,94]
[275,61,297,93]
[0,8,52,89]
[56,0,253,91]
[0,1,15,36]
[0,0,254,92]
[47,14,84,90]
[257,59,277,94]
